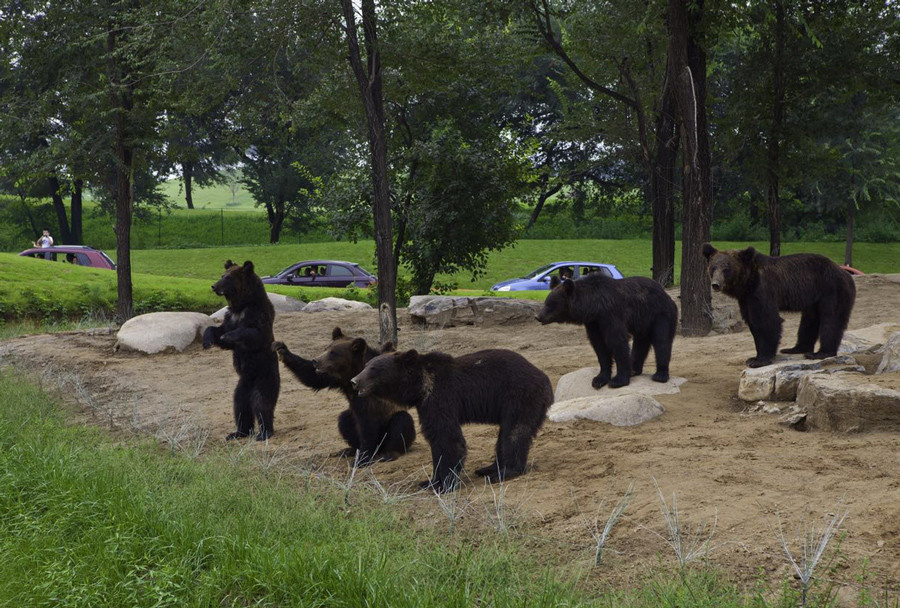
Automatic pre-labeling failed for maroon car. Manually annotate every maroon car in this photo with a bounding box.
[260,260,376,288]
[19,245,116,270]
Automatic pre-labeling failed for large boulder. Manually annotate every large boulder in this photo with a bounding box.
[798,373,900,432]
[115,312,213,354]
[737,355,863,402]
[210,292,306,320]
[839,323,900,354]
[554,367,686,402]
[302,297,372,313]
[876,332,900,374]
[548,393,665,426]
[408,296,542,329]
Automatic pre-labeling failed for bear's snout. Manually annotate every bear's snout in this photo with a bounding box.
[710,282,721,292]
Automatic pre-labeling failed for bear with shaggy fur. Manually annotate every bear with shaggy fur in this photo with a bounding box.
[702,244,856,368]
[273,328,415,463]
[203,260,280,440]
[350,348,553,493]
[536,274,678,389]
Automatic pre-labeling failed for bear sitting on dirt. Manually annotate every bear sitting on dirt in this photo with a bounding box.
[273,327,415,463]
[536,274,678,389]
[350,348,553,493]
[203,260,280,441]
[702,244,856,368]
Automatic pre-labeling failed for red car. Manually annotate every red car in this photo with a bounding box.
[19,245,116,270]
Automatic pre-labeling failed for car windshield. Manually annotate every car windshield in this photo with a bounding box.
[521,264,557,280]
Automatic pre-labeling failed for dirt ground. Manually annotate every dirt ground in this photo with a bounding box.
[3,275,900,595]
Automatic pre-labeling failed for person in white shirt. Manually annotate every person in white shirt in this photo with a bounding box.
[33,229,53,259]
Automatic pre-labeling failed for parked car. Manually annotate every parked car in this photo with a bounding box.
[18,245,116,270]
[260,260,377,288]
[491,261,624,291]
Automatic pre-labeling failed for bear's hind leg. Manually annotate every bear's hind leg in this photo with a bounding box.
[650,318,674,383]
[782,308,819,355]
[585,323,613,388]
[604,327,632,389]
[252,380,278,441]
[630,335,651,377]
[227,378,255,440]
[807,296,844,359]
[483,424,534,483]
[422,426,467,493]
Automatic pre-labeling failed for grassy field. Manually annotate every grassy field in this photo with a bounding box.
[0,369,849,607]
[158,175,259,211]
[124,239,900,290]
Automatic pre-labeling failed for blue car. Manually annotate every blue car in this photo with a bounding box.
[491,261,624,292]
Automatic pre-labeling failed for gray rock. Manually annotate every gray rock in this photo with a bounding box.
[301,297,372,313]
[408,295,542,329]
[739,355,862,402]
[554,367,686,402]
[548,393,665,426]
[210,292,306,320]
[115,312,213,354]
[840,323,900,354]
[798,373,900,432]
[876,332,900,374]
[710,293,745,334]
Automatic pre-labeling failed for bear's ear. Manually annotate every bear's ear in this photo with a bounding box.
[224,259,235,269]
[351,337,367,353]
[380,340,395,353]
[701,243,717,260]
[400,349,419,364]
[737,246,758,267]
[562,278,575,297]
[242,260,254,273]
[332,327,344,340]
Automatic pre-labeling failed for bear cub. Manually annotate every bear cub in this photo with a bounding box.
[702,244,856,367]
[350,348,553,493]
[536,274,678,389]
[274,327,415,463]
[203,260,280,441]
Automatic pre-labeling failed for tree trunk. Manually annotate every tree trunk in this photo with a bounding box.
[47,176,73,244]
[651,77,678,287]
[669,0,712,336]
[266,194,285,244]
[183,161,194,209]
[845,198,855,267]
[526,178,562,229]
[766,0,785,257]
[108,25,134,322]
[70,178,83,244]
[341,0,397,345]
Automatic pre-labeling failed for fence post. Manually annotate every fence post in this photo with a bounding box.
[220,209,224,246]
[158,208,161,246]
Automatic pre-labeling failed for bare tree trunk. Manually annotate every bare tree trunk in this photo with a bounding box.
[766,0,785,257]
[183,161,195,209]
[265,194,285,244]
[669,0,712,336]
[71,178,83,244]
[526,178,563,229]
[108,24,134,322]
[341,0,397,345]
[47,176,73,244]
[845,198,855,267]
[651,77,678,287]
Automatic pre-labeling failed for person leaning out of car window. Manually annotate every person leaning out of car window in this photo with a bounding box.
[33,229,53,260]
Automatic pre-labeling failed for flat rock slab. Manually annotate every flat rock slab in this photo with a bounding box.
[876,332,900,374]
[302,297,372,313]
[115,312,213,354]
[839,323,900,354]
[738,355,862,402]
[554,367,686,402]
[211,292,306,320]
[408,296,542,329]
[798,373,900,432]
[548,393,665,426]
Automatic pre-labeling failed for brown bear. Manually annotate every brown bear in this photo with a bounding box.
[350,348,553,493]
[273,328,415,463]
[536,274,678,389]
[701,244,856,368]
[203,260,280,440]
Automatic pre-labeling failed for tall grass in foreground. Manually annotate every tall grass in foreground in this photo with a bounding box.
[0,369,865,607]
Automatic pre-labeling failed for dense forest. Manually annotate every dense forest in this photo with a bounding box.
[1,0,898,336]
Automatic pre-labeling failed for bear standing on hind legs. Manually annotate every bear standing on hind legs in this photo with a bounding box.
[203,260,280,440]
[701,244,856,368]
[536,274,678,389]
[273,327,415,463]
[350,348,553,493]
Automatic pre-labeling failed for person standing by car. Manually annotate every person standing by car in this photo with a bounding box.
[33,229,53,259]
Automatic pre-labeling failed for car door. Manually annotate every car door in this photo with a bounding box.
[284,264,319,286]
[322,264,356,288]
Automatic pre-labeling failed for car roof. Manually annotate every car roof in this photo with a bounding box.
[549,261,616,266]
[289,260,361,266]
[21,245,101,253]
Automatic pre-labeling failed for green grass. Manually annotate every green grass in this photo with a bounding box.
[158,175,259,211]
[0,369,855,607]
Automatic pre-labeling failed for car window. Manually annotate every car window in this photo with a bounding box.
[522,263,556,280]
[294,265,318,278]
[75,253,91,266]
[579,265,613,278]
[327,265,354,278]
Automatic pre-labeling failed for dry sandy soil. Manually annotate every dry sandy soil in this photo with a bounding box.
[3,275,900,594]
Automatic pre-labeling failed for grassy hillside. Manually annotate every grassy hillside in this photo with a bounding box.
[159,174,260,211]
